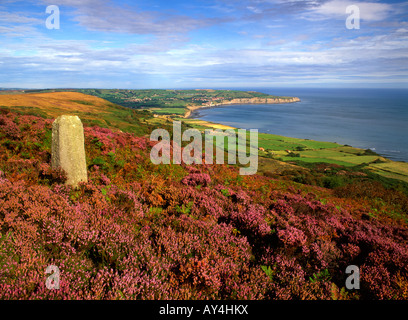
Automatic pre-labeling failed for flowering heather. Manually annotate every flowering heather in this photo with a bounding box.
[181,172,211,187]
[0,109,408,300]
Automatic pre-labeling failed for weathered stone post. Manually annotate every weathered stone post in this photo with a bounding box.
[52,115,88,187]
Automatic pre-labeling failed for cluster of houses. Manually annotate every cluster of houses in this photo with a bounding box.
[191,96,226,102]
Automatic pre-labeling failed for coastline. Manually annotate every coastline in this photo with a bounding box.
[179,97,408,183]
[184,96,301,119]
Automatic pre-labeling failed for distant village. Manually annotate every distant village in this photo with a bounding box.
[124,95,227,105]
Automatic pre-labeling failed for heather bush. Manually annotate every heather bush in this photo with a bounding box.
[0,113,21,139]
[181,172,211,187]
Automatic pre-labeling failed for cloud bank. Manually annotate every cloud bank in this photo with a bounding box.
[0,0,407,88]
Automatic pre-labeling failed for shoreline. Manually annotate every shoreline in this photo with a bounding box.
[179,100,408,181]
[184,96,301,119]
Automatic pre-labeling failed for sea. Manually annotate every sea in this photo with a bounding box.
[192,88,408,163]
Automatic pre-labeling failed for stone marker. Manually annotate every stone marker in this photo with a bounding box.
[52,115,88,187]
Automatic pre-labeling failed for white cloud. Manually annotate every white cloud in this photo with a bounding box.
[40,0,217,37]
[246,6,263,14]
[0,11,42,24]
[0,0,406,88]
[309,0,394,21]
[396,28,408,33]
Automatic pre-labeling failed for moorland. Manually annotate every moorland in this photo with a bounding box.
[0,89,407,300]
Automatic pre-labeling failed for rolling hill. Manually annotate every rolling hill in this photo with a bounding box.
[0,91,155,136]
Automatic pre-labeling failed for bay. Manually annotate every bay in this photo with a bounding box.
[193,88,408,162]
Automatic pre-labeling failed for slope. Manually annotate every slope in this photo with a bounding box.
[0,91,155,135]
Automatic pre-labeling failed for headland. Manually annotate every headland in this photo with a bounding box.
[184,96,301,118]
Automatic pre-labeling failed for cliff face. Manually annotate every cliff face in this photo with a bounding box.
[213,97,300,106]
[185,96,301,118]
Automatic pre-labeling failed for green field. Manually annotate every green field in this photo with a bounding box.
[151,108,187,115]
[176,118,408,183]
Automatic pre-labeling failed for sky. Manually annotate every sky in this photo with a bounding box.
[0,0,407,89]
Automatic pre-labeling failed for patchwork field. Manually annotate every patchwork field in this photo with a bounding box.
[368,161,408,183]
[179,118,408,183]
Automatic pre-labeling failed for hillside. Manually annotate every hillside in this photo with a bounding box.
[0,91,156,136]
[1,90,407,183]
[0,92,408,300]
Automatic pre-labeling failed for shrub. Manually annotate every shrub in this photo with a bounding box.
[181,173,211,187]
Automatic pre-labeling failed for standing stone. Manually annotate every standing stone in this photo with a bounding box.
[52,115,88,187]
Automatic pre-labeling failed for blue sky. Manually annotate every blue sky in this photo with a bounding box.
[0,0,407,89]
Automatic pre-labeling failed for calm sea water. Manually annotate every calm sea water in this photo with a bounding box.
[193,88,408,162]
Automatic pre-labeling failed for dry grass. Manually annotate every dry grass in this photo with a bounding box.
[0,92,115,118]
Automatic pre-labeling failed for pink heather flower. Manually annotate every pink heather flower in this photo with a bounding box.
[181,173,211,187]
[277,226,307,247]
